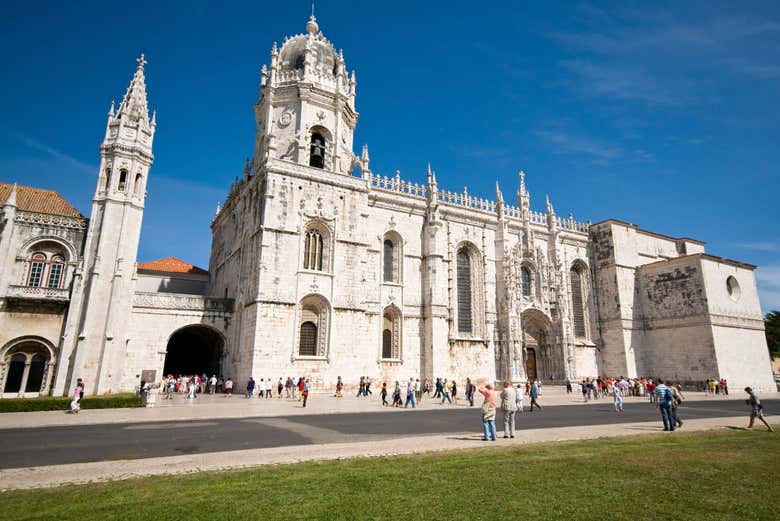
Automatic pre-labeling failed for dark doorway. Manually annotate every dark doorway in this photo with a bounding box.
[163,325,224,377]
[25,354,46,392]
[525,348,537,381]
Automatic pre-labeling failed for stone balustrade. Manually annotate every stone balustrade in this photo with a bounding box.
[6,285,70,302]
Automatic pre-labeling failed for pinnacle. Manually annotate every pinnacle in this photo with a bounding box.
[117,53,150,123]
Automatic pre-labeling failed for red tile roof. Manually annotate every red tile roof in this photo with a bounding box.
[0,183,84,218]
[137,257,209,275]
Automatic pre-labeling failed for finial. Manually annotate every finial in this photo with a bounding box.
[519,170,526,193]
[108,99,115,116]
[271,41,278,54]
[6,182,17,207]
[151,110,157,126]
[496,181,504,203]
[546,194,555,215]
[136,53,147,71]
[306,5,319,34]
[427,162,433,182]
[350,70,356,84]
[361,143,370,161]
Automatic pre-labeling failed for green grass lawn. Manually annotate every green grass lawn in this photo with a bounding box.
[2,429,778,521]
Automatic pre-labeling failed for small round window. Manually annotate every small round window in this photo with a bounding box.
[726,276,741,301]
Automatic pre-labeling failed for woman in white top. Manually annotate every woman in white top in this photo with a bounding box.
[515,384,524,413]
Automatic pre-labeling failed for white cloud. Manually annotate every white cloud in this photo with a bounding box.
[3,129,96,175]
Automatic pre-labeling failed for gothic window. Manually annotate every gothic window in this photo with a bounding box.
[118,169,128,192]
[457,249,473,333]
[570,266,586,338]
[521,266,532,298]
[381,305,401,360]
[3,354,26,393]
[383,240,394,282]
[134,173,143,196]
[47,255,65,288]
[299,322,317,356]
[297,295,330,358]
[382,232,402,283]
[303,230,324,271]
[310,132,325,168]
[27,253,46,287]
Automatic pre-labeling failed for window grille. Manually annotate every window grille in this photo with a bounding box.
[383,239,394,282]
[299,321,318,356]
[28,253,46,287]
[382,329,392,359]
[570,268,586,337]
[521,266,532,297]
[47,259,64,288]
[457,249,472,333]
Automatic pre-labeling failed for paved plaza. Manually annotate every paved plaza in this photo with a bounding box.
[0,387,773,491]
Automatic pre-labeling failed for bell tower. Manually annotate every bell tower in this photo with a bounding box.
[53,55,156,395]
[253,14,358,175]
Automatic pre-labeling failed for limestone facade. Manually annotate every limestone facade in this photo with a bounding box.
[0,15,774,396]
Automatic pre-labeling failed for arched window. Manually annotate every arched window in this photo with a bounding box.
[134,173,143,196]
[457,249,473,333]
[303,230,324,271]
[381,305,401,360]
[27,253,46,287]
[570,266,586,337]
[1,342,52,395]
[47,255,65,288]
[103,169,111,191]
[310,132,325,168]
[299,322,318,356]
[521,266,532,297]
[297,295,330,358]
[383,240,394,282]
[295,54,305,70]
[118,169,128,192]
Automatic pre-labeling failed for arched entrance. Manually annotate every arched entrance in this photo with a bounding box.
[521,309,563,382]
[163,325,224,377]
[1,338,55,397]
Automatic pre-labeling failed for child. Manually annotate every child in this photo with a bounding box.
[744,387,774,432]
[381,382,388,406]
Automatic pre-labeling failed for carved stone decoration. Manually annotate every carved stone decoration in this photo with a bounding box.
[278,111,293,128]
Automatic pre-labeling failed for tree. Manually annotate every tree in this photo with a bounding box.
[766,311,780,358]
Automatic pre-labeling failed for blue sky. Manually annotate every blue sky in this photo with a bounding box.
[1,1,779,311]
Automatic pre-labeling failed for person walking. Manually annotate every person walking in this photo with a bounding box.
[392,381,402,407]
[68,380,84,413]
[357,376,366,397]
[405,378,416,408]
[381,381,388,406]
[476,383,498,441]
[670,382,684,428]
[441,379,452,405]
[365,377,373,396]
[258,378,265,398]
[655,379,675,431]
[433,378,442,399]
[415,378,422,402]
[581,379,589,402]
[209,375,217,394]
[265,378,272,399]
[500,380,518,438]
[529,380,542,411]
[246,377,255,399]
[335,376,344,397]
[612,383,624,412]
[301,378,310,408]
[451,380,458,405]
[165,375,175,399]
[565,377,572,394]
[224,377,233,397]
[278,377,284,398]
[515,384,524,413]
[285,377,293,398]
[465,378,474,406]
[297,377,305,401]
[745,387,774,431]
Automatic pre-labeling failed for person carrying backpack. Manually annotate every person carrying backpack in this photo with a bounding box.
[655,379,675,431]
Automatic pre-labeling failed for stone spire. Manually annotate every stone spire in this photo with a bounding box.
[117,54,150,123]
[495,181,505,221]
[546,194,557,231]
[518,170,530,212]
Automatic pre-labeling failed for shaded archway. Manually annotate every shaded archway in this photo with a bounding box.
[1,338,54,396]
[163,325,224,377]
[522,309,564,381]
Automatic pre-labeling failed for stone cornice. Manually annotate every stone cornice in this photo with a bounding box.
[15,210,88,230]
